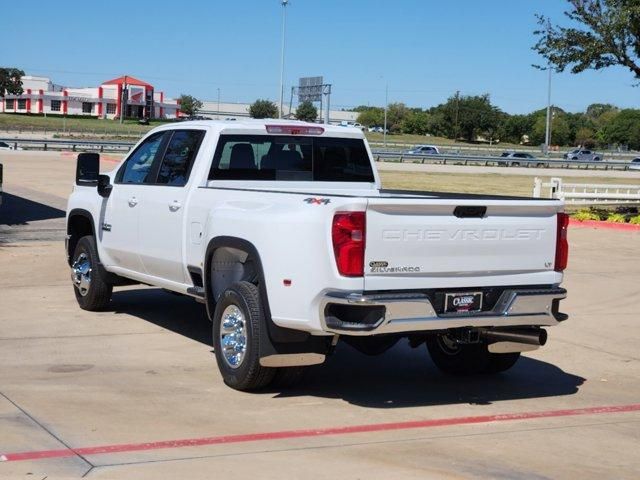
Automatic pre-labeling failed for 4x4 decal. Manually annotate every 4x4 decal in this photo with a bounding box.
[304,197,331,205]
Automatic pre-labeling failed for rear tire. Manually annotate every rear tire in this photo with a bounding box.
[212,281,276,391]
[426,334,520,375]
[71,235,112,311]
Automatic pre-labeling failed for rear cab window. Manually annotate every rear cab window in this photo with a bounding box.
[208,134,375,183]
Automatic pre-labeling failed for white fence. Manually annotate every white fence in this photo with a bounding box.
[533,177,640,204]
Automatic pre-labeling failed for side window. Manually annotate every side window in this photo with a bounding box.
[157,130,205,186]
[117,132,167,184]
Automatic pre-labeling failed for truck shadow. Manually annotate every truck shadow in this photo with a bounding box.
[0,193,66,225]
[110,288,212,345]
[275,342,585,408]
[109,288,585,409]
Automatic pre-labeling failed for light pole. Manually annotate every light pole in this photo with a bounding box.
[278,0,289,119]
[544,65,552,154]
[383,83,388,147]
[543,20,552,155]
[217,87,221,119]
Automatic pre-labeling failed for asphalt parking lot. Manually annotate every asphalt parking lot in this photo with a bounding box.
[1,151,639,479]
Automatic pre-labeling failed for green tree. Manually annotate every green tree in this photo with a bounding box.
[356,107,384,127]
[249,99,278,119]
[402,110,431,135]
[386,103,409,133]
[575,127,597,147]
[178,94,203,117]
[601,109,640,149]
[431,93,503,142]
[533,1,640,80]
[499,114,535,144]
[294,101,318,122]
[0,67,25,98]
[530,107,572,146]
[586,103,618,119]
[351,105,375,112]
[423,111,450,137]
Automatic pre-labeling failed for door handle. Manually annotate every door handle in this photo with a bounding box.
[128,197,138,207]
[169,200,181,212]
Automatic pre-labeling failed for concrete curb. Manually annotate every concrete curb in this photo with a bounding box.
[570,218,640,231]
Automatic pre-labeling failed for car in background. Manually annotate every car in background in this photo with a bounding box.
[0,141,20,151]
[629,158,640,171]
[339,121,366,132]
[498,151,548,167]
[404,145,440,155]
[367,126,388,134]
[563,149,602,161]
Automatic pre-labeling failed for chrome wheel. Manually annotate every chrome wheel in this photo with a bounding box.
[219,305,248,369]
[71,252,91,297]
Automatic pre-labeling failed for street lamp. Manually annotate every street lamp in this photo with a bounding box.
[384,83,388,147]
[544,65,552,155]
[278,0,289,119]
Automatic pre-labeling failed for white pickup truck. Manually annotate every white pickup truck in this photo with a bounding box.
[66,120,569,391]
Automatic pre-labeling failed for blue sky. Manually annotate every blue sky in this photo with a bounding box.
[2,0,638,114]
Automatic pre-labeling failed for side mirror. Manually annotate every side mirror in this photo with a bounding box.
[97,174,113,198]
[75,152,100,186]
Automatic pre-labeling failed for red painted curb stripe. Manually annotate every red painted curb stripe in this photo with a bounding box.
[570,218,640,231]
[2,403,640,463]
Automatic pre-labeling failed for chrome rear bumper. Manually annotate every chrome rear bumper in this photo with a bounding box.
[320,288,567,336]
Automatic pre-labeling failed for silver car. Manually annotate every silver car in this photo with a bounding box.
[404,145,440,155]
[563,149,602,161]
[498,151,548,167]
[629,158,640,171]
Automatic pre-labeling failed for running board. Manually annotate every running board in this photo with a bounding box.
[186,286,205,303]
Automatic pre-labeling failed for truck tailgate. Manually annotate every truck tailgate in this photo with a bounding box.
[364,198,562,290]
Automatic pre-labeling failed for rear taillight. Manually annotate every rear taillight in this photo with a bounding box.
[555,213,569,272]
[332,212,366,277]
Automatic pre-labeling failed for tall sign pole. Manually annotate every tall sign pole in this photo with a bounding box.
[278,0,289,119]
[383,83,388,147]
[544,66,552,154]
[543,20,552,154]
[217,88,221,119]
[119,75,128,124]
[324,85,331,124]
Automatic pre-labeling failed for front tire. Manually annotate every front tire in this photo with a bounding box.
[426,334,520,375]
[212,281,276,391]
[71,235,113,311]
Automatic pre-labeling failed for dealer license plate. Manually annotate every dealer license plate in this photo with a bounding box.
[444,292,483,314]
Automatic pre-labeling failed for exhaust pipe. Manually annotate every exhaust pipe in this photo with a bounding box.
[483,328,547,347]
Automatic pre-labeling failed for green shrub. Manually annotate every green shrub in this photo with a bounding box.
[588,207,611,220]
[629,215,640,225]
[606,213,627,223]
[572,209,601,222]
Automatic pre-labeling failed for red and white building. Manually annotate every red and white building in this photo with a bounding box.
[2,75,180,119]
